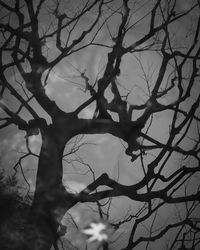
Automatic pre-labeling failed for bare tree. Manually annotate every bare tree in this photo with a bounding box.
[0,0,200,249]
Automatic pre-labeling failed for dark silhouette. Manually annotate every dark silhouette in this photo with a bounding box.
[0,0,199,249]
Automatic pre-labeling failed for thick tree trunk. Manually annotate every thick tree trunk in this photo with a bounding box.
[23,115,120,250]
[26,126,70,250]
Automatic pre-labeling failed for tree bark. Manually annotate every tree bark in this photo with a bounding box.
[27,125,69,250]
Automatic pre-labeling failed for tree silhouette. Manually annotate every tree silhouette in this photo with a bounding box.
[0,0,200,249]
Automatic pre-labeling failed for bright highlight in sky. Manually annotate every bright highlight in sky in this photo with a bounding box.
[81,222,108,242]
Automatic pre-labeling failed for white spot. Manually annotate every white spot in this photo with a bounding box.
[81,222,108,242]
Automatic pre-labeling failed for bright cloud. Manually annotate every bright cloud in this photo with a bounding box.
[28,134,42,154]
[65,180,86,194]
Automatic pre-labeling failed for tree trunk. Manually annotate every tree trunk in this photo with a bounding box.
[26,125,69,250]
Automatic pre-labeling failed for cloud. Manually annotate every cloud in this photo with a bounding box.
[44,84,53,96]
[10,132,26,151]
[83,108,94,118]
[64,180,87,194]
[86,134,110,145]
[67,210,81,224]
[28,134,42,154]
[79,107,95,119]
[48,71,65,84]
